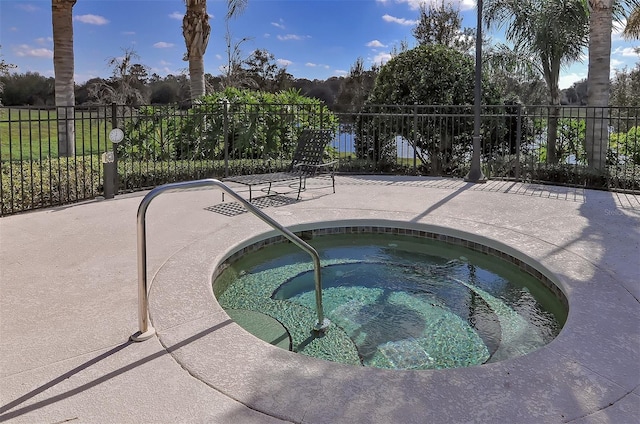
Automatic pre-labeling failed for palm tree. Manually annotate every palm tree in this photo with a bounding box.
[484,0,589,164]
[183,0,211,101]
[52,0,77,157]
[584,1,615,171]
[623,5,640,39]
[584,1,637,171]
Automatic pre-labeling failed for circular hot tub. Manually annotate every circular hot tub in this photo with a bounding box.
[213,225,567,370]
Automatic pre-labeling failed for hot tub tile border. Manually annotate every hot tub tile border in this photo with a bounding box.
[214,225,568,309]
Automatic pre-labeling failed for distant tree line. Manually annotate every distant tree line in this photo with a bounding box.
[3,54,637,110]
[1,0,638,111]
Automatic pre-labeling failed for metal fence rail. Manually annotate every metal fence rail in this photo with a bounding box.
[1,103,638,215]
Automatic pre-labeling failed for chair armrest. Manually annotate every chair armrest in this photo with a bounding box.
[293,160,338,169]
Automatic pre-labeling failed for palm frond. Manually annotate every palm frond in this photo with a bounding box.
[623,6,640,39]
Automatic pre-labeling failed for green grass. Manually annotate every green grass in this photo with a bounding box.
[0,108,112,161]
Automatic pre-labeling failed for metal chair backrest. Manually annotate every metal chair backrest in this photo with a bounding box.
[289,129,333,175]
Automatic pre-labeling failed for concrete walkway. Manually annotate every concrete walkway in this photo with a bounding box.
[1,176,638,423]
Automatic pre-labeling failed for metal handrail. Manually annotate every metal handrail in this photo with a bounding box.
[130,178,329,342]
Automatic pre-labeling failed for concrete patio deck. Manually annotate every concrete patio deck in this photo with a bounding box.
[1,175,638,423]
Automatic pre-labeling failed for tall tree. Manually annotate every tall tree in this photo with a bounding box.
[484,0,589,164]
[584,1,637,171]
[243,49,278,90]
[585,0,614,171]
[335,58,379,113]
[222,0,249,89]
[52,0,77,157]
[366,45,502,172]
[0,45,16,76]
[610,62,640,108]
[88,49,149,105]
[412,0,475,52]
[183,0,211,101]
[0,45,17,104]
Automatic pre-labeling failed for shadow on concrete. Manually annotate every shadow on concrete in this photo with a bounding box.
[205,195,299,217]
[410,183,473,222]
[0,320,233,421]
[341,175,590,202]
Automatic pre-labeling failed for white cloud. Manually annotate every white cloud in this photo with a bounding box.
[277,34,308,41]
[149,66,179,77]
[334,69,348,76]
[367,40,386,48]
[271,20,285,30]
[610,58,625,69]
[382,14,417,26]
[398,0,426,10]
[459,0,476,11]
[122,31,136,36]
[169,12,183,20]
[74,14,109,25]
[159,60,172,66]
[385,0,476,11]
[35,37,52,45]
[277,58,292,66]
[372,52,393,66]
[14,44,53,59]
[613,47,639,57]
[215,54,223,60]
[305,63,329,69]
[153,42,175,48]
[379,0,476,11]
[559,72,586,90]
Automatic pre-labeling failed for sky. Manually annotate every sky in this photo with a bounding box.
[1,0,639,90]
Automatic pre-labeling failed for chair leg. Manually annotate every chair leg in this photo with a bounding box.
[296,177,303,200]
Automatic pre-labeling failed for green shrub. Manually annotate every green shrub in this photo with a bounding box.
[118,88,339,163]
[1,157,101,214]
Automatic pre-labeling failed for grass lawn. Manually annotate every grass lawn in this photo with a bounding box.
[0,108,113,161]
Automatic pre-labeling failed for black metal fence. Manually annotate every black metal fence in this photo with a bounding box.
[1,103,638,215]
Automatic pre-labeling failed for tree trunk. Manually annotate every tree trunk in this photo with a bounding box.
[547,109,559,164]
[183,0,210,101]
[586,0,613,172]
[188,57,206,99]
[52,0,76,157]
[546,78,561,164]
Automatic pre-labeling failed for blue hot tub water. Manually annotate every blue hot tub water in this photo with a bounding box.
[214,233,566,370]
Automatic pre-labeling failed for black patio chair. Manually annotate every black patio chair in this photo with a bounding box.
[223,129,337,201]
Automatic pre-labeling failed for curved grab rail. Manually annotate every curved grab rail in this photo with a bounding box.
[130,178,329,342]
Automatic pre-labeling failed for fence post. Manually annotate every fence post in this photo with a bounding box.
[110,102,119,193]
[515,104,522,180]
[223,100,229,178]
[413,103,418,172]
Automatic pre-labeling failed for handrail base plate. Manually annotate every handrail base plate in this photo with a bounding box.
[130,327,156,342]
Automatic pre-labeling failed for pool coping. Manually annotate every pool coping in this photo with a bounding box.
[149,208,639,423]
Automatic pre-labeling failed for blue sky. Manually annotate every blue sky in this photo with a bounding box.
[1,0,638,89]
